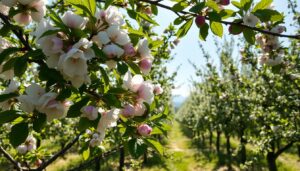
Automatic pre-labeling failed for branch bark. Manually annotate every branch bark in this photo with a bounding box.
[274,141,295,158]
[0,146,22,171]
[136,0,300,39]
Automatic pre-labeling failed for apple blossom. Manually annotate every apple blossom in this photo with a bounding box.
[13,12,32,25]
[0,2,9,15]
[243,13,259,27]
[133,102,147,116]
[106,25,130,46]
[29,0,46,22]
[154,84,163,95]
[89,132,105,147]
[139,58,152,75]
[1,0,17,7]
[103,44,124,58]
[105,60,117,69]
[105,6,125,26]
[122,72,144,92]
[124,43,136,57]
[137,81,155,104]
[137,124,152,136]
[137,39,153,60]
[0,81,19,110]
[62,11,87,29]
[72,38,95,60]
[17,145,28,154]
[37,92,67,121]
[97,108,120,132]
[121,104,135,117]
[92,31,110,48]
[81,106,98,120]
[271,26,286,34]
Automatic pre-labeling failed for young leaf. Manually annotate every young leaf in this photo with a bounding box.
[144,138,164,156]
[33,112,47,132]
[14,56,28,77]
[210,21,223,37]
[0,110,20,125]
[67,97,89,118]
[0,47,20,65]
[82,147,90,160]
[172,2,189,12]
[252,0,273,12]
[0,93,18,103]
[199,23,209,41]
[243,28,256,44]
[9,122,29,147]
[176,19,193,38]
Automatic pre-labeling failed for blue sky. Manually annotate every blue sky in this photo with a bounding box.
[151,0,300,97]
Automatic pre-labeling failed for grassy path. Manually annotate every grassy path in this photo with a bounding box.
[141,121,211,171]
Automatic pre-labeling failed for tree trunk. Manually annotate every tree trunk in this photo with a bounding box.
[298,144,300,159]
[226,135,232,170]
[119,147,125,171]
[201,133,205,147]
[267,152,277,171]
[94,156,100,171]
[209,131,213,150]
[143,149,148,165]
[216,131,221,153]
[240,136,247,164]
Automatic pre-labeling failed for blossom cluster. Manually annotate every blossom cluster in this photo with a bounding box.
[16,135,37,154]
[18,84,71,121]
[256,25,286,66]
[0,0,46,25]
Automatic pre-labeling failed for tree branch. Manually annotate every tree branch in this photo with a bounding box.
[33,133,81,171]
[274,141,295,158]
[0,146,22,171]
[0,12,32,50]
[67,146,121,171]
[137,0,300,39]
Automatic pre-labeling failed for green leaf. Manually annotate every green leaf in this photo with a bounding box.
[253,9,283,22]
[206,0,220,12]
[99,67,110,86]
[92,44,108,62]
[117,62,128,75]
[172,2,189,12]
[82,147,90,160]
[231,1,241,9]
[127,61,141,74]
[252,0,273,12]
[243,28,255,44]
[39,65,65,83]
[176,18,193,38]
[105,0,114,9]
[199,23,209,41]
[66,0,96,15]
[0,47,19,65]
[39,29,61,39]
[0,93,18,103]
[107,88,127,94]
[189,2,205,13]
[128,138,147,159]
[137,12,159,26]
[14,56,28,77]
[103,94,122,108]
[0,110,20,125]
[144,138,163,155]
[33,112,47,132]
[210,21,223,37]
[9,122,29,147]
[67,97,89,118]
[56,88,72,101]
[241,0,253,11]
[151,4,158,15]
[173,17,184,25]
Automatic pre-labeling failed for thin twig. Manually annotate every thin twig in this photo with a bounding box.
[0,146,22,171]
[136,0,300,39]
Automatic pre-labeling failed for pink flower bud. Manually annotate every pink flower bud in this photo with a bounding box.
[144,7,152,15]
[137,124,152,136]
[121,104,135,117]
[139,58,152,75]
[123,43,136,57]
[133,102,146,116]
[195,15,206,28]
[154,84,163,95]
[35,159,43,167]
[220,0,230,5]
[13,12,32,25]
